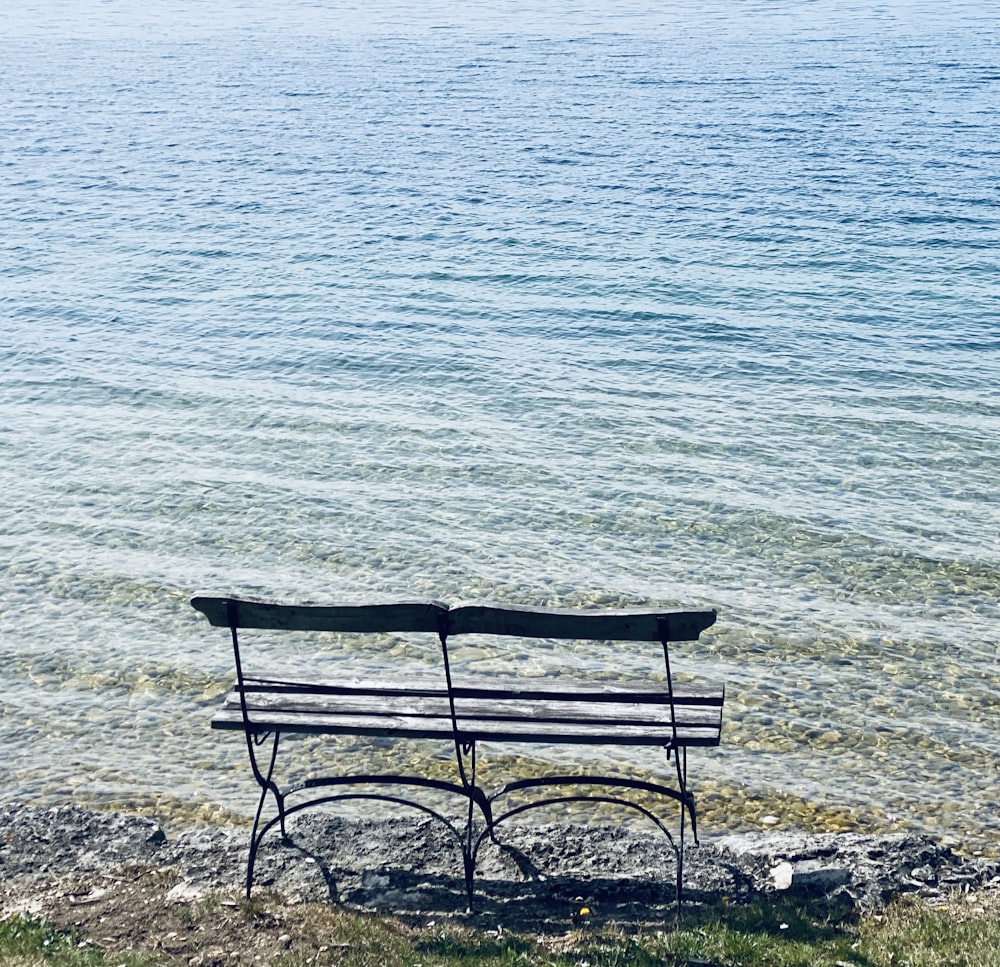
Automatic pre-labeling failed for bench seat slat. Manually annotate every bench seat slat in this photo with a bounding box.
[241,675,724,706]
[212,705,456,739]
[454,720,722,746]
[451,682,723,706]
[222,680,723,718]
[454,698,722,728]
[242,676,451,700]
[211,686,723,747]
[212,706,721,746]
[217,688,724,726]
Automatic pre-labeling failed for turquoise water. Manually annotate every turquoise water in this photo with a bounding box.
[2,1,998,845]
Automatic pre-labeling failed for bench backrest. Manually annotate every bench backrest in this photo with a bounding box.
[190,594,717,644]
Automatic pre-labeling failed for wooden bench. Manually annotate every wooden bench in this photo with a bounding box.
[192,594,723,910]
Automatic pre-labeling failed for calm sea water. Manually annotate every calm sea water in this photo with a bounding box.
[2,1,998,849]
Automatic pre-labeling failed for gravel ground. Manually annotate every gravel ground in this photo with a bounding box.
[1,803,998,963]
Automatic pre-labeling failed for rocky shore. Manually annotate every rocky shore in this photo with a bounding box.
[2,803,998,930]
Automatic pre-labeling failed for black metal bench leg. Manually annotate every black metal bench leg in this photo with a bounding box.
[457,740,480,912]
[246,732,283,898]
[663,745,692,913]
[676,796,685,913]
[462,850,477,913]
[246,828,261,900]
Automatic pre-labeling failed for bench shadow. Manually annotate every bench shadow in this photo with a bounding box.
[246,818,860,939]
[252,837,712,932]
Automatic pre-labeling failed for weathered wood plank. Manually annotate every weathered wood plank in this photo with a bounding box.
[453,699,722,729]
[239,674,723,706]
[451,680,724,706]
[241,675,451,700]
[446,601,717,642]
[226,691,454,719]
[191,594,448,632]
[210,706,457,740]
[219,688,722,726]
[452,719,722,746]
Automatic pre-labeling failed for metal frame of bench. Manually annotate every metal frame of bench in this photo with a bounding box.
[192,594,723,912]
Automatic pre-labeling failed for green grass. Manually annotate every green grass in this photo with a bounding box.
[0,917,106,967]
[856,893,1000,967]
[3,890,998,967]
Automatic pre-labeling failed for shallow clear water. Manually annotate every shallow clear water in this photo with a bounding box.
[2,0,998,847]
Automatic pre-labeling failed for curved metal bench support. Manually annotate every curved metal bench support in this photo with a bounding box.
[475,773,691,909]
[244,770,490,909]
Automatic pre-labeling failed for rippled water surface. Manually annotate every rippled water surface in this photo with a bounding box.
[2,0,998,847]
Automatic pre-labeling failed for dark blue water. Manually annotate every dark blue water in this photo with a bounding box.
[2,0,998,845]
